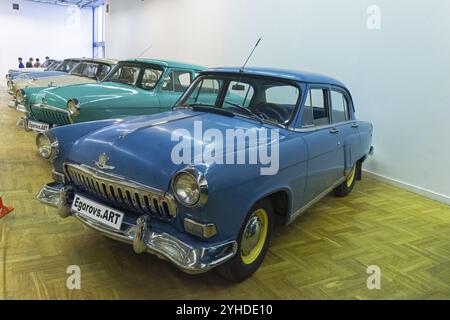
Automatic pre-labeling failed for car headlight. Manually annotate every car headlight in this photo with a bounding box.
[67,99,80,117]
[36,132,59,161]
[172,168,208,207]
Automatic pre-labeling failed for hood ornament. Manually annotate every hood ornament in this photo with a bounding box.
[94,153,115,170]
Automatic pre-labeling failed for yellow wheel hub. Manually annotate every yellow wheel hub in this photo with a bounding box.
[241,209,268,265]
[347,165,356,188]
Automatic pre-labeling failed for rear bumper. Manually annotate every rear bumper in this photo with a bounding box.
[36,182,237,274]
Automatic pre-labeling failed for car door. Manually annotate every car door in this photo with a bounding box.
[158,68,194,111]
[330,87,360,173]
[299,86,345,205]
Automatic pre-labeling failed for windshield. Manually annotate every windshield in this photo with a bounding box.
[56,60,80,73]
[45,61,60,71]
[41,60,54,68]
[177,75,301,125]
[70,62,112,80]
[104,64,163,89]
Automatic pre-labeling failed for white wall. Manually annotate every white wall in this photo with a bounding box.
[0,0,93,86]
[105,0,450,204]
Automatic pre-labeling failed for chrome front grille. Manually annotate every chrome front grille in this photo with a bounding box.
[65,163,177,220]
[31,105,71,125]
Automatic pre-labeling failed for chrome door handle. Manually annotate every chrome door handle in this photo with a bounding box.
[329,128,339,134]
[352,123,360,128]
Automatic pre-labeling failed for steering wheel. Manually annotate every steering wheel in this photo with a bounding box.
[253,103,289,123]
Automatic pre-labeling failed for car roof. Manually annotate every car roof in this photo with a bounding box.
[80,58,119,65]
[124,58,205,70]
[202,67,346,87]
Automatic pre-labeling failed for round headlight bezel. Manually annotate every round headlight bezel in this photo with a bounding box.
[172,168,208,208]
[36,132,59,162]
[67,99,80,117]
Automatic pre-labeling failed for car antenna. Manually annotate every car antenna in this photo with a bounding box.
[240,37,261,73]
[137,43,153,59]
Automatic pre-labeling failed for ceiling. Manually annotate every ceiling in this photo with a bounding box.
[24,0,104,8]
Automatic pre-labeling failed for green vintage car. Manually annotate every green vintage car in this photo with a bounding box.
[20,59,205,132]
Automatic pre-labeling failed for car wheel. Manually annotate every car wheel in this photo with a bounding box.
[334,164,357,197]
[216,199,273,282]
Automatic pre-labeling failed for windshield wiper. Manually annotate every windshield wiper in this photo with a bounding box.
[224,101,287,128]
[224,101,264,125]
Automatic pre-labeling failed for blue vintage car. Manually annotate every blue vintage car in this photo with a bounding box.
[36,67,374,281]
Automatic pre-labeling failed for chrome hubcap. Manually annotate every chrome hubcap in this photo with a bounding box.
[241,215,262,256]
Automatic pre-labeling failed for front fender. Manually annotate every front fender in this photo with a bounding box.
[177,134,308,242]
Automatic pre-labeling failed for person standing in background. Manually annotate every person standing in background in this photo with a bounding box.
[34,58,41,68]
[45,56,50,64]
[26,58,33,68]
[18,57,25,68]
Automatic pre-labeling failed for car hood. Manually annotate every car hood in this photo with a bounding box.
[66,109,286,191]
[15,75,96,92]
[34,82,144,109]
[16,71,65,80]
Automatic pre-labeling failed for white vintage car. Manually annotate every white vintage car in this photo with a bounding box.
[9,58,118,111]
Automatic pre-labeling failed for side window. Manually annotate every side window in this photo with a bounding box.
[141,68,163,90]
[162,70,192,92]
[331,90,349,123]
[302,88,330,127]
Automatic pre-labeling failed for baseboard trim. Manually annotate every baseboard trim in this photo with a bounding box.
[363,170,450,206]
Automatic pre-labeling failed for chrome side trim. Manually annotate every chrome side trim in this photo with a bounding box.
[288,177,346,224]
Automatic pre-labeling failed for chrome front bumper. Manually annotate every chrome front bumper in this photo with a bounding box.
[16,116,31,132]
[16,103,26,113]
[36,183,237,274]
[8,99,17,108]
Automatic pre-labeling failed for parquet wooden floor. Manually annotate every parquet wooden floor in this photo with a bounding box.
[0,89,449,300]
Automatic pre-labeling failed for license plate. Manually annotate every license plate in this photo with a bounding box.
[71,194,125,231]
[28,120,50,132]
